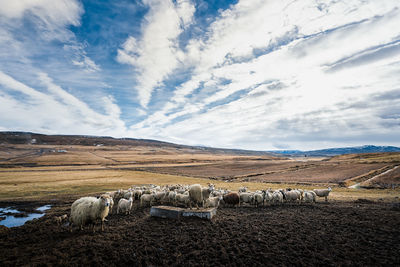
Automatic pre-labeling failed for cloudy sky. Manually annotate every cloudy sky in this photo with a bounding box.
[0,0,399,150]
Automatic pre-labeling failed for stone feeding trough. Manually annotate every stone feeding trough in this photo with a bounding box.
[150,206,217,220]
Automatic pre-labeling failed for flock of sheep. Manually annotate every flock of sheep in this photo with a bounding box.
[68,184,332,232]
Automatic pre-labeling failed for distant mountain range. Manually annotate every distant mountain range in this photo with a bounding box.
[270,145,400,157]
[1,132,399,157]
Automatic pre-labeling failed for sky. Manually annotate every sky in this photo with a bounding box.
[0,0,399,151]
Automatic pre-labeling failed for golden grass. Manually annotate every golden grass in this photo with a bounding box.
[0,169,398,202]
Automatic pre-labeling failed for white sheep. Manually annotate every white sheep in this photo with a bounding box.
[303,191,317,203]
[154,191,167,204]
[239,186,248,192]
[283,190,301,203]
[239,192,253,206]
[204,196,223,208]
[69,194,111,232]
[313,187,332,202]
[263,191,273,205]
[176,193,190,207]
[140,193,155,207]
[252,192,264,207]
[124,191,133,199]
[188,183,214,209]
[167,191,177,206]
[117,197,133,215]
[272,191,283,204]
[103,193,114,214]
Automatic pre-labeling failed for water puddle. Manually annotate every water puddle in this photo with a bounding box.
[0,205,51,228]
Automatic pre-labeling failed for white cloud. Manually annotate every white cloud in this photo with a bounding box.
[128,0,400,150]
[117,0,195,108]
[0,71,126,136]
[0,0,83,41]
[1,0,399,150]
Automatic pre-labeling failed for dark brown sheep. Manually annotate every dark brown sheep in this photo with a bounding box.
[222,192,240,207]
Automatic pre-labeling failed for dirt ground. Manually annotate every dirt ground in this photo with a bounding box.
[1,199,399,266]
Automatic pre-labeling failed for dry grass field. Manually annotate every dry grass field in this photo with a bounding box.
[0,144,399,201]
[1,142,400,266]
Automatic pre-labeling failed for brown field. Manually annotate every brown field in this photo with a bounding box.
[1,144,399,201]
[1,144,400,266]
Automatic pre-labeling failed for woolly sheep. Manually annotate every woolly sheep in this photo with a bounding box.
[222,192,240,207]
[204,196,223,208]
[176,193,190,207]
[154,191,167,204]
[167,191,177,206]
[140,193,155,207]
[239,186,248,192]
[284,190,301,203]
[239,192,253,206]
[124,191,133,199]
[303,191,317,203]
[117,197,133,215]
[103,193,114,214]
[263,191,273,205]
[313,187,332,202]
[252,192,264,207]
[189,183,214,209]
[133,190,143,200]
[69,194,111,232]
[272,191,283,204]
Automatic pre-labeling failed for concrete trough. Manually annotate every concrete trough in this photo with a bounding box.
[150,206,183,219]
[150,206,217,220]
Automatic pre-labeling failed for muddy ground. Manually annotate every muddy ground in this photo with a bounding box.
[1,200,400,266]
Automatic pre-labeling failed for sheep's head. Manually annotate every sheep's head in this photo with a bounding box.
[207,183,215,191]
[99,195,111,207]
[328,187,332,192]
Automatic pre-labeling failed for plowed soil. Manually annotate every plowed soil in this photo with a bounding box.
[1,200,400,266]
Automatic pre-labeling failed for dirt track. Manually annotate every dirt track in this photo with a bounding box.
[1,200,400,266]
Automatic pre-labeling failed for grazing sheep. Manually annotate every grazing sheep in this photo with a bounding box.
[188,184,202,209]
[297,189,304,201]
[284,190,301,203]
[313,187,332,202]
[252,192,264,207]
[176,193,190,207]
[154,191,167,204]
[263,191,273,205]
[167,191,177,206]
[303,191,317,203]
[103,193,114,214]
[222,192,240,207]
[133,190,143,200]
[117,197,133,215]
[272,191,284,204]
[69,194,111,232]
[140,193,155,207]
[124,191,133,199]
[239,192,253,206]
[189,184,214,209]
[204,196,223,208]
